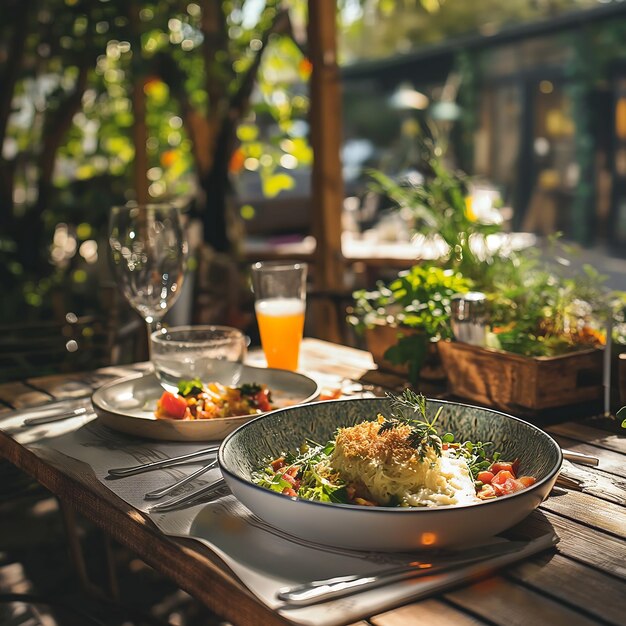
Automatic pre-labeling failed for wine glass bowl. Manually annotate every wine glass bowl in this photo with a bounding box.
[108,203,187,347]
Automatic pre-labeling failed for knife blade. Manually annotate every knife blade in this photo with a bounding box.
[22,406,91,426]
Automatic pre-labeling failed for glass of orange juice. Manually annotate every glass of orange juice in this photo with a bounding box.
[251,261,307,371]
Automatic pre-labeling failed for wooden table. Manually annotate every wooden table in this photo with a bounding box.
[0,339,624,626]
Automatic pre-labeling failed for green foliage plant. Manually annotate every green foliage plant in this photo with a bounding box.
[481,237,612,357]
[367,148,502,282]
[363,127,619,360]
[349,264,472,384]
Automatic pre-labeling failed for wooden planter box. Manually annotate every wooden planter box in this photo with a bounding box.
[438,340,603,411]
[364,324,445,381]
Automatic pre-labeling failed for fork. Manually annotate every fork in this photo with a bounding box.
[148,477,228,513]
[144,460,218,500]
[107,445,219,478]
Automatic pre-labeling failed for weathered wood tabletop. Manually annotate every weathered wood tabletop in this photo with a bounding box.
[0,338,624,626]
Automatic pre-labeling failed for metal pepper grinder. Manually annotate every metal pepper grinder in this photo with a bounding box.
[450,292,488,346]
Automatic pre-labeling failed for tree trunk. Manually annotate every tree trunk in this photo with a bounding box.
[199,121,234,253]
[0,0,31,232]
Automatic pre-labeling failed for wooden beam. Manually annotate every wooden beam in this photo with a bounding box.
[307,0,346,343]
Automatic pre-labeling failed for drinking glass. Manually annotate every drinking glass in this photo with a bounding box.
[150,325,248,392]
[108,203,187,353]
[250,261,307,371]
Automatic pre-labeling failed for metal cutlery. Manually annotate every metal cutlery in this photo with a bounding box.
[148,477,227,513]
[555,474,583,491]
[144,459,218,500]
[277,532,559,607]
[22,406,92,426]
[561,449,599,467]
[106,445,220,478]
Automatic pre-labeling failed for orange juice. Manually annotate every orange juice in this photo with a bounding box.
[255,298,305,370]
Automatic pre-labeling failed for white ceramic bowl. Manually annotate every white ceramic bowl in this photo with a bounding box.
[219,397,562,551]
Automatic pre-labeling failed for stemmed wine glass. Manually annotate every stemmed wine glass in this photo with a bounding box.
[108,203,188,354]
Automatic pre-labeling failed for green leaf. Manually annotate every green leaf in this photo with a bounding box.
[383,333,428,386]
[239,383,262,396]
[177,378,204,397]
[328,486,349,503]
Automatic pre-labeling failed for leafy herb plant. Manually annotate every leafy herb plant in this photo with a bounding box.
[349,264,472,383]
[367,142,503,281]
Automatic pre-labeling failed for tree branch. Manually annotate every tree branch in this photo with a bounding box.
[229,8,292,122]
[38,60,90,186]
[0,0,32,149]
[199,0,230,116]
[154,51,217,176]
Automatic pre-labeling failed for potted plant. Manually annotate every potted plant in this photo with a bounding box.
[349,264,472,384]
[438,253,612,411]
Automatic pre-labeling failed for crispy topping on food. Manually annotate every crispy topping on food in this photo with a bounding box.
[334,420,418,465]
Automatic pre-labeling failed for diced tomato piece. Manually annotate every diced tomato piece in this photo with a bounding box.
[157,391,188,419]
[254,389,273,412]
[281,487,297,497]
[285,466,299,478]
[281,473,296,485]
[477,484,497,499]
[489,461,515,475]
[491,470,515,485]
[270,457,285,471]
[518,476,536,487]
[477,471,495,484]
[511,458,520,476]
[492,474,526,496]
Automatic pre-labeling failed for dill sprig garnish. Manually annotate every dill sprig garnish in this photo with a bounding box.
[379,389,444,460]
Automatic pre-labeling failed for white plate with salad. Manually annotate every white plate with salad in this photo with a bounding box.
[91,364,319,442]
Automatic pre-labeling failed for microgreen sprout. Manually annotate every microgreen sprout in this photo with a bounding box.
[378,389,444,460]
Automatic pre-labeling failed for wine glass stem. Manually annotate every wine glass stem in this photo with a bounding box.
[146,318,162,361]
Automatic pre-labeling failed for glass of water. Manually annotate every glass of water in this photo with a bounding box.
[150,325,248,392]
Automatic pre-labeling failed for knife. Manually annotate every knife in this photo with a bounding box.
[277,532,559,606]
[22,406,92,426]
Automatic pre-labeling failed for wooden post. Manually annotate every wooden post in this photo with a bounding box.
[307,0,345,343]
[129,1,149,205]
